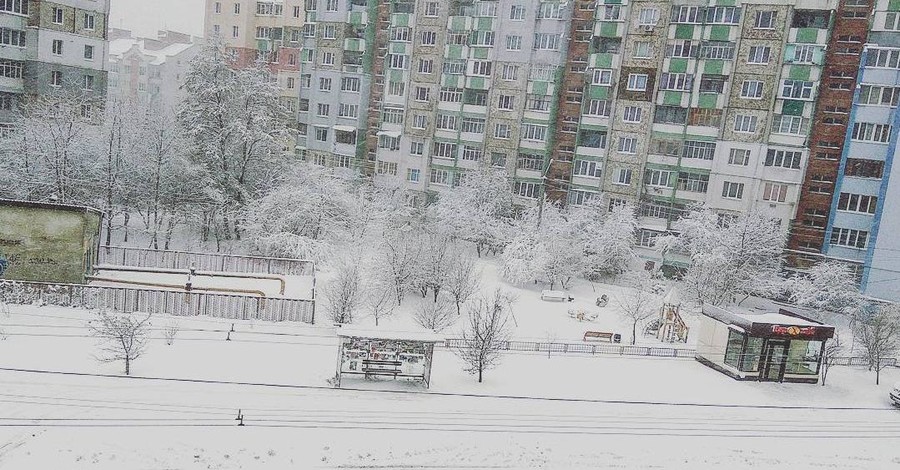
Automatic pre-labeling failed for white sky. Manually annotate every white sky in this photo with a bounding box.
[109,0,206,38]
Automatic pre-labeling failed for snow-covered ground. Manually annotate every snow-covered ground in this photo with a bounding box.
[1,304,898,469]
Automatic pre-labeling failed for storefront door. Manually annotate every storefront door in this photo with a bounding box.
[761,340,788,382]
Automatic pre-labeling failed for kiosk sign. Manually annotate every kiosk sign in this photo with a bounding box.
[771,325,817,337]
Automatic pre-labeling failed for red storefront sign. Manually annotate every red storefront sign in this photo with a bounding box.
[771,325,817,337]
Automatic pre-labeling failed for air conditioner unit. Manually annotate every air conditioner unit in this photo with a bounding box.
[643,25,654,33]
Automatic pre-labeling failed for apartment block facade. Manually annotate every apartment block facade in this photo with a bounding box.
[0,0,110,126]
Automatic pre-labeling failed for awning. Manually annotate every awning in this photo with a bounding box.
[376,130,402,138]
[332,125,357,133]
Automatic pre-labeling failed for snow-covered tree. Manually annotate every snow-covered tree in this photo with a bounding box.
[322,258,363,325]
[444,249,481,315]
[412,294,456,332]
[854,303,900,385]
[178,36,290,240]
[429,166,516,256]
[455,290,513,383]
[88,310,151,376]
[664,207,785,306]
[363,283,396,327]
[789,262,863,317]
[412,232,452,301]
[615,271,661,345]
[378,225,425,305]
[820,335,844,387]
[500,202,584,290]
[574,200,637,279]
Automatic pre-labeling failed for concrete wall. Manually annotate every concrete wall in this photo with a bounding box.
[0,203,101,284]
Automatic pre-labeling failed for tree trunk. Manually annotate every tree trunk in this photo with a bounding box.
[632,321,638,345]
[123,213,130,243]
[456,300,461,315]
[876,364,881,385]
[478,366,483,383]
[125,357,130,376]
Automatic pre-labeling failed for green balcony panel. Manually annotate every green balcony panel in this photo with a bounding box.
[789,65,811,81]
[664,91,683,106]
[390,69,404,82]
[473,47,488,59]
[703,60,724,75]
[698,93,718,109]
[349,12,364,25]
[392,13,409,27]
[469,77,485,89]
[594,53,613,68]
[451,16,466,31]
[390,43,406,54]
[782,100,805,116]
[709,25,730,41]
[796,28,819,44]
[891,0,900,10]
[589,85,609,100]
[447,44,463,59]
[600,22,619,38]
[675,24,694,40]
[477,17,493,31]
[669,59,688,73]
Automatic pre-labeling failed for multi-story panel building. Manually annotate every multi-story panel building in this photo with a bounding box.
[822,0,900,302]
[0,0,110,127]
[107,29,201,110]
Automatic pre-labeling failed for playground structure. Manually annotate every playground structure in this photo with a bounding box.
[648,288,689,343]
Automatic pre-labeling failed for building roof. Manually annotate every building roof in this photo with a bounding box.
[702,304,835,340]
[0,198,103,216]
[109,38,198,66]
[336,326,445,343]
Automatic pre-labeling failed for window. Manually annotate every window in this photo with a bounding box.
[653,106,687,125]
[667,40,697,58]
[852,123,892,143]
[859,85,900,107]
[52,39,63,55]
[740,80,764,99]
[671,5,702,23]
[323,25,336,39]
[830,228,868,249]
[886,12,900,31]
[517,153,544,171]
[525,94,551,111]
[838,193,878,214]
[845,159,884,178]
[494,123,512,139]
[733,115,758,133]
[436,113,458,131]
[52,7,63,24]
[439,87,462,102]
[569,190,597,206]
[410,140,424,156]
[514,181,540,199]
[772,115,807,135]
[763,182,788,203]
[707,6,740,24]
[315,127,329,142]
[537,2,563,19]
[388,54,408,69]
[497,95,514,110]
[433,142,457,160]
[326,0,338,11]
[622,106,642,123]
[443,60,465,75]
[614,168,633,185]
[700,41,735,60]
[579,130,607,148]
[421,31,437,45]
[473,31,494,47]
[781,80,815,99]
[462,146,483,161]
[316,103,330,117]
[418,58,433,74]
[341,77,360,92]
[592,69,612,86]
[319,77,332,91]
[574,160,602,178]
[603,5,621,20]
[633,41,651,59]
[501,64,519,81]
[722,181,744,199]
[791,44,817,64]
[638,8,660,25]
[728,149,750,166]
[864,48,900,69]
[407,168,421,183]
[586,99,612,117]
[338,103,358,118]
[0,28,25,47]
[792,10,830,29]
[626,74,648,91]
[390,27,410,42]
[748,46,771,64]
[754,10,776,29]
[677,172,709,193]
[379,135,401,150]
[698,75,726,93]
[424,1,438,16]
[83,13,95,30]
[785,340,823,376]
[232,25,239,37]
[644,169,674,187]
[510,4,525,20]
[461,117,485,134]
[529,64,557,81]
[659,73,693,91]
[506,35,522,51]
[521,124,547,142]
[682,141,716,160]
[618,137,637,154]
[83,74,94,90]
[383,107,404,124]
[491,152,507,167]
[413,86,430,102]
[321,52,335,65]
[471,61,492,76]
[50,70,62,86]
[764,149,803,170]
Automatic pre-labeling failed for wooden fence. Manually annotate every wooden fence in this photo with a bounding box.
[0,280,315,324]
[98,246,315,277]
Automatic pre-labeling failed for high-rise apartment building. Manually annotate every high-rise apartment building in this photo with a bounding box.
[0,0,110,127]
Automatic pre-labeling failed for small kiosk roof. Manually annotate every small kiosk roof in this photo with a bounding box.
[702,305,835,340]
[336,326,445,343]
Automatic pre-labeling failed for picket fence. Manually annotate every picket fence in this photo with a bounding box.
[98,246,315,277]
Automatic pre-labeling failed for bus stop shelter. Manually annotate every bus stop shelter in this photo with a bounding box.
[335,327,445,389]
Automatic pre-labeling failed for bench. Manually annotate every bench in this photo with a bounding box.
[541,290,574,302]
[361,359,402,378]
[583,331,621,343]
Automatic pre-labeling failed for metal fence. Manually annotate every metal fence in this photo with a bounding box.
[442,338,697,358]
[98,246,315,277]
[828,356,898,367]
[0,280,315,324]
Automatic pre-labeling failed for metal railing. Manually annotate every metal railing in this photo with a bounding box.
[0,280,315,324]
[442,338,697,358]
[828,356,898,368]
[98,246,315,277]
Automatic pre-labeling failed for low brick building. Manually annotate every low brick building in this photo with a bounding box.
[0,199,102,284]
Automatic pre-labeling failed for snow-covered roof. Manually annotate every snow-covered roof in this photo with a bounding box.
[109,38,197,66]
[0,198,103,216]
[336,326,445,343]
[702,304,834,340]
[732,310,821,327]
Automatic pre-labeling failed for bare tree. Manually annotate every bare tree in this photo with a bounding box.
[412,232,452,301]
[820,335,843,387]
[854,303,900,385]
[455,290,513,383]
[322,259,363,324]
[163,321,180,346]
[87,310,151,375]
[364,283,396,327]
[615,272,661,345]
[412,294,456,332]
[379,227,423,305]
[445,250,481,315]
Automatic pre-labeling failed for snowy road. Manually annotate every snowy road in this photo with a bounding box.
[1,367,899,469]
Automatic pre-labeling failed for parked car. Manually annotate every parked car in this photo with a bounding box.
[891,382,900,407]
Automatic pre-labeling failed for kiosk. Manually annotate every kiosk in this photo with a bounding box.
[335,327,444,388]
